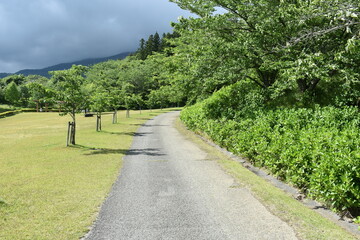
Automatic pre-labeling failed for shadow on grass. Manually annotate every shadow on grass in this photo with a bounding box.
[0,198,7,207]
[135,117,153,120]
[71,144,165,157]
[101,130,152,137]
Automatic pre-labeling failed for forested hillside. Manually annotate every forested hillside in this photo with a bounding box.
[0,0,359,221]
[0,52,130,78]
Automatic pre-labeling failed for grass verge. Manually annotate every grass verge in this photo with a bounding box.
[0,109,175,240]
[174,118,359,240]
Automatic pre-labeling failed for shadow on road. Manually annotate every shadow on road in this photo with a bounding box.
[72,144,165,157]
[101,130,152,137]
[142,124,169,127]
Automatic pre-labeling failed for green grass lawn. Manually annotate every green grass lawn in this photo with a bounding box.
[0,109,173,239]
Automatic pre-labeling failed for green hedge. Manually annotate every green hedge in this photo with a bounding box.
[181,98,360,214]
[0,110,22,118]
[0,108,59,117]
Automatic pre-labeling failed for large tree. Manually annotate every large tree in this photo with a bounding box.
[169,0,360,105]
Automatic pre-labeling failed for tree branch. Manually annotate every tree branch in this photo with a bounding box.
[245,75,266,89]
[285,21,360,48]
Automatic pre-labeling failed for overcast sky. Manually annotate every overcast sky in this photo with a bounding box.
[0,0,191,73]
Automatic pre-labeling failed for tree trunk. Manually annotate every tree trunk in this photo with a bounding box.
[71,121,76,145]
[112,110,117,124]
[96,113,102,131]
[126,109,130,118]
[297,78,321,93]
[256,69,278,88]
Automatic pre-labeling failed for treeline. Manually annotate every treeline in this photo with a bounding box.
[135,32,179,60]
[0,32,182,112]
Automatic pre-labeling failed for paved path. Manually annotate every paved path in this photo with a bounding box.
[85,111,298,240]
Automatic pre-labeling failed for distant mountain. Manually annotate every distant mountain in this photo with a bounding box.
[0,73,10,78]
[1,52,131,79]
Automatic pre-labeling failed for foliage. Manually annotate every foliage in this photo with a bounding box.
[86,60,121,113]
[180,83,360,215]
[135,31,179,60]
[177,118,358,240]
[168,0,360,105]
[2,74,26,86]
[4,82,21,106]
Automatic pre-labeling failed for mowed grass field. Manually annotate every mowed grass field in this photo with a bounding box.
[0,110,172,239]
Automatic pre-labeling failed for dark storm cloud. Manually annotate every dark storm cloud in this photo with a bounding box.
[0,0,190,73]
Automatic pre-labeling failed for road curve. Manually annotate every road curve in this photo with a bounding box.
[84,111,298,240]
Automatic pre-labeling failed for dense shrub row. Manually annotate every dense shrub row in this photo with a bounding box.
[180,84,360,214]
[0,110,22,118]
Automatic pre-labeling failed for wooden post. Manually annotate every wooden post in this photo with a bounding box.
[66,122,71,146]
[96,113,102,131]
[112,110,117,124]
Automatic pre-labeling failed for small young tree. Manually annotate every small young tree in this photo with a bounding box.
[89,89,111,131]
[50,65,87,145]
[85,61,123,125]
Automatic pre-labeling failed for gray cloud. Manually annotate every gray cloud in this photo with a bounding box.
[0,0,190,73]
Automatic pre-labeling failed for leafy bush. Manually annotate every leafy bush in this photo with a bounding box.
[181,83,360,214]
[201,80,266,120]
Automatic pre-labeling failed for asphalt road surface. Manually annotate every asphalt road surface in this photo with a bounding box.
[85,111,298,240]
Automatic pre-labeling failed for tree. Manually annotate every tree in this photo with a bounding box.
[0,88,5,104]
[2,75,25,86]
[90,90,111,131]
[145,34,154,56]
[168,0,360,106]
[147,88,170,110]
[86,60,125,124]
[137,38,147,60]
[153,32,161,52]
[19,85,30,107]
[27,82,47,106]
[5,82,21,106]
[50,65,88,145]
